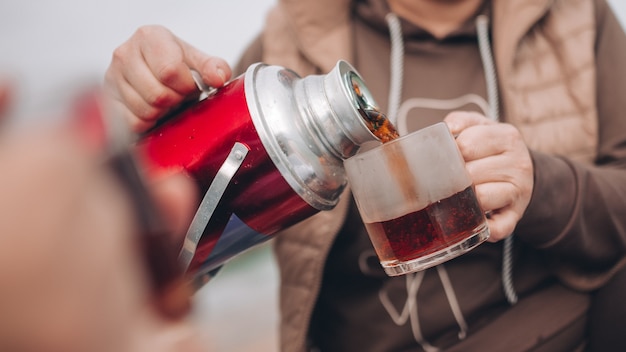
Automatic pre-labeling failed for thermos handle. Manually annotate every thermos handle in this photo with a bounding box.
[178,142,250,271]
[191,69,217,101]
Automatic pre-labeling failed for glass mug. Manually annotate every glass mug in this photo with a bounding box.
[344,122,490,276]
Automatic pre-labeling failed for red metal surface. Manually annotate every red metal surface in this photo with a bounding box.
[136,75,316,271]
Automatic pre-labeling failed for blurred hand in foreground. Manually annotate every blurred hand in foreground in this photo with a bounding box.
[0,105,205,351]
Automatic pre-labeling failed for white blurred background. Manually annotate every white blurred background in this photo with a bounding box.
[0,0,276,120]
[1,1,624,351]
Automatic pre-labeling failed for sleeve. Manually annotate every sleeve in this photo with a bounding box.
[514,0,626,289]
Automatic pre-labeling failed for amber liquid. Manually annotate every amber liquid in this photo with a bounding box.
[364,109,399,143]
[360,111,484,265]
[365,109,426,208]
[364,186,485,263]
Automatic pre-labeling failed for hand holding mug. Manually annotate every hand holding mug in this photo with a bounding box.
[345,122,490,275]
[444,111,534,242]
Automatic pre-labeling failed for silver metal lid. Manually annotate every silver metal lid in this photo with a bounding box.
[245,60,381,210]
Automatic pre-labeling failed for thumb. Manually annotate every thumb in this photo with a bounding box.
[443,111,490,136]
[178,40,232,89]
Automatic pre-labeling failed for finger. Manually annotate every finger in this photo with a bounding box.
[123,38,190,108]
[485,208,518,242]
[455,123,520,162]
[109,73,173,130]
[443,111,493,136]
[106,53,180,130]
[108,98,156,134]
[137,26,232,94]
[473,181,517,214]
[122,58,187,112]
[474,180,528,243]
[178,39,232,88]
[137,27,200,96]
[465,153,521,185]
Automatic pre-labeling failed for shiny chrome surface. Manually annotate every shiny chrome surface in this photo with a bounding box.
[245,61,379,211]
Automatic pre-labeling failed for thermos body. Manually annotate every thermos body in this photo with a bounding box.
[136,61,383,283]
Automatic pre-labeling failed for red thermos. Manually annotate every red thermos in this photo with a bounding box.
[135,60,386,286]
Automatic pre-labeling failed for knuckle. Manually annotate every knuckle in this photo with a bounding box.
[110,45,130,66]
[520,156,533,175]
[129,117,152,133]
[129,112,159,133]
[139,105,162,122]
[501,124,524,145]
[130,101,161,124]
[155,61,183,86]
[134,25,165,39]
[144,86,178,108]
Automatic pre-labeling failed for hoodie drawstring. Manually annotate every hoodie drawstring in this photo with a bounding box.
[476,15,500,121]
[385,12,404,127]
[436,265,469,340]
[476,14,519,306]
